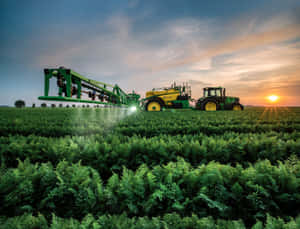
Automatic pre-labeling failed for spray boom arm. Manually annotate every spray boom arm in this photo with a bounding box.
[38,67,140,106]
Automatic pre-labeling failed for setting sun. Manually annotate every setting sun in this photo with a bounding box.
[268,95,279,102]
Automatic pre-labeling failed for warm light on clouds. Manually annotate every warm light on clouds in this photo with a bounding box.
[30,13,300,106]
[0,0,300,106]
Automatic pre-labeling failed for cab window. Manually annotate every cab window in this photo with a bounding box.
[204,90,208,97]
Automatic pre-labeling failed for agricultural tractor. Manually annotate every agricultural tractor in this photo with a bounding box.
[195,87,243,111]
[38,67,243,111]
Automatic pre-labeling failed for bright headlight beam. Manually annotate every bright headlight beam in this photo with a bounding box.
[130,106,137,112]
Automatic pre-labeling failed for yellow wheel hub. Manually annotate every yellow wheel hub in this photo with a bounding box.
[205,102,217,111]
[233,104,242,110]
[147,101,161,111]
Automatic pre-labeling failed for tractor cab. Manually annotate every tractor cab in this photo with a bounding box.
[203,87,225,97]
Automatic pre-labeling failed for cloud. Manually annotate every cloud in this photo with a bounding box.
[36,15,217,90]
[189,59,212,71]
[187,79,211,86]
[36,10,300,77]
[5,4,299,105]
[153,23,300,71]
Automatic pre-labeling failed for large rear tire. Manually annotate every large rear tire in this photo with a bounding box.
[145,99,163,111]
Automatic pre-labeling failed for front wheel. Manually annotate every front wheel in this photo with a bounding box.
[232,104,243,110]
[202,100,219,111]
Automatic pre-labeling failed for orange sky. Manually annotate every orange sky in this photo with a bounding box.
[1,1,300,106]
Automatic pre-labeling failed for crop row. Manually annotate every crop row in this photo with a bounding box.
[0,108,129,137]
[123,108,300,124]
[1,132,299,179]
[1,159,299,225]
[116,123,300,137]
[119,107,300,125]
[0,108,299,137]
[1,213,299,229]
[1,121,298,137]
[116,108,300,136]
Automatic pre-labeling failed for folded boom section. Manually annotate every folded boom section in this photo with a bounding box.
[38,67,140,106]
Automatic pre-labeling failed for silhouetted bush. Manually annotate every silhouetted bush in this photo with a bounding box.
[14,100,25,108]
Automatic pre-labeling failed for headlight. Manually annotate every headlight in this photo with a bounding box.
[130,106,137,112]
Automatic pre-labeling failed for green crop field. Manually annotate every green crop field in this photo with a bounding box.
[0,107,300,228]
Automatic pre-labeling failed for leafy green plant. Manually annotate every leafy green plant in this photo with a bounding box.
[1,159,300,225]
[1,107,300,228]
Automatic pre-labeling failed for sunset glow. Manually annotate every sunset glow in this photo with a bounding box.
[0,1,300,106]
[268,95,279,103]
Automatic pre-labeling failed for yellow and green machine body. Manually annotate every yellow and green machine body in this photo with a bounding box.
[143,83,191,111]
[38,67,243,111]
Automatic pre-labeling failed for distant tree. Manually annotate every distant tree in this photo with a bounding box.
[87,105,90,108]
[15,100,25,108]
[66,105,70,108]
[82,105,86,108]
[59,104,63,108]
[41,103,47,108]
[32,103,36,108]
[51,104,56,108]
[72,104,76,108]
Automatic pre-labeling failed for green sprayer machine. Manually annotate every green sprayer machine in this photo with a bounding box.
[39,67,243,111]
